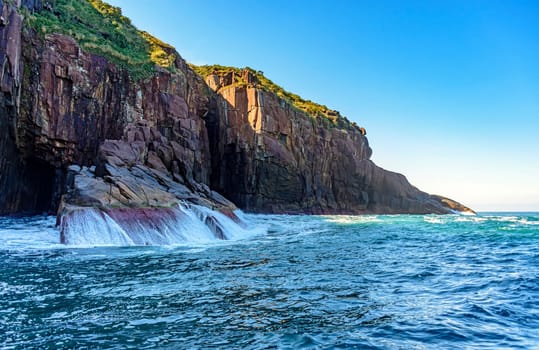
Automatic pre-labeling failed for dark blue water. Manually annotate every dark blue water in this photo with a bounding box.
[1,213,538,349]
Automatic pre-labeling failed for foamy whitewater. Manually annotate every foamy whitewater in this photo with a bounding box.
[59,204,263,247]
[1,212,538,348]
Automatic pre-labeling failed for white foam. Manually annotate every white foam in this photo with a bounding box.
[189,205,266,240]
[61,209,135,246]
[322,215,381,225]
[424,216,445,224]
[0,216,60,249]
[517,219,539,225]
[455,216,488,223]
[60,203,266,247]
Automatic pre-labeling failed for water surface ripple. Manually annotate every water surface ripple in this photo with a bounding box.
[1,213,538,349]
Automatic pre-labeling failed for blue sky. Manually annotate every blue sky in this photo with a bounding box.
[107,0,539,211]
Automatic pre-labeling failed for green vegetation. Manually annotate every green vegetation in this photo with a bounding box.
[140,31,177,69]
[21,0,363,132]
[190,64,358,129]
[25,0,176,80]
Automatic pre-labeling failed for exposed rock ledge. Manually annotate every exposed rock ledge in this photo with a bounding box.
[58,123,239,243]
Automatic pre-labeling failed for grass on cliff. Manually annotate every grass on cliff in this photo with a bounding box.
[191,65,361,130]
[22,0,364,132]
[24,0,176,80]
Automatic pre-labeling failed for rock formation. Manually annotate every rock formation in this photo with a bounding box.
[204,69,466,214]
[0,0,474,229]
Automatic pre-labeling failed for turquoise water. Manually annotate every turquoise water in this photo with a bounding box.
[0,213,538,349]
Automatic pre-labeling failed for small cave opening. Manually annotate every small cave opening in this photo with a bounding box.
[23,158,64,215]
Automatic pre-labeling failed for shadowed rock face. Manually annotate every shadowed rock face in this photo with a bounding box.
[1,0,216,215]
[0,1,474,218]
[0,2,60,214]
[205,73,473,214]
[19,32,212,182]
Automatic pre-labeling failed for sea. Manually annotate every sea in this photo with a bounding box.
[0,211,538,349]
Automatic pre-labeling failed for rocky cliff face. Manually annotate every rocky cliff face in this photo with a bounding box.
[20,31,214,186]
[1,0,220,215]
[205,70,466,214]
[0,0,58,214]
[0,0,474,220]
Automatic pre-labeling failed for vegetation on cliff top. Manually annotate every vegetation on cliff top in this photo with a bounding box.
[190,65,362,131]
[24,0,176,80]
[23,0,364,133]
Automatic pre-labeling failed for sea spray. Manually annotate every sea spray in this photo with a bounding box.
[59,203,263,246]
[60,208,135,246]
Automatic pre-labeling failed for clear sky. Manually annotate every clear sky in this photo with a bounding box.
[107,0,539,211]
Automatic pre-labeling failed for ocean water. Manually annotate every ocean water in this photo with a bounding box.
[0,212,538,349]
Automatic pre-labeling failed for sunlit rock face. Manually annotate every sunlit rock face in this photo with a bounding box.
[0,0,473,219]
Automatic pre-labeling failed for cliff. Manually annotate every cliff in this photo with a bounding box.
[0,0,474,224]
[198,67,469,214]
